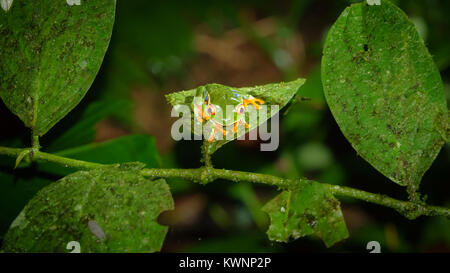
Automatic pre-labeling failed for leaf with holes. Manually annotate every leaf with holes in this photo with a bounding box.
[0,0,116,136]
[263,181,349,247]
[321,0,448,191]
[1,165,173,253]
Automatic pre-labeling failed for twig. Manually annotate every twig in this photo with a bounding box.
[0,145,448,219]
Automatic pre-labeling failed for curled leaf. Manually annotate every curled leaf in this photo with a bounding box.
[14,149,31,169]
[166,79,305,153]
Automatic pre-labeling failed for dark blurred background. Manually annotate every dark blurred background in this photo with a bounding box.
[1,0,449,252]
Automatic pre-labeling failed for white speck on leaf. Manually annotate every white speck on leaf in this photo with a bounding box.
[1,0,13,11]
[292,230,301,238]
[88,220,106,240]
[79,60,87,69]
[66,0,81,6]
[280,207,286,213]
[367,0,381,6]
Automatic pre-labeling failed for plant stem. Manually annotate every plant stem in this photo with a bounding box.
[31,133,40,150]
[201,141,213,167]
[0,145,448,219]
[0,146,105,170]
[323,184,449,219]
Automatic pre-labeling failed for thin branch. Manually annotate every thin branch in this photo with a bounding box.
[0,146,448,219]
[0,146,105,170]
[31,133,40,150]
[201,141,213,167]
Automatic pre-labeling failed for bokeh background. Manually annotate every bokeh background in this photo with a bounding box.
[1,0,449,252]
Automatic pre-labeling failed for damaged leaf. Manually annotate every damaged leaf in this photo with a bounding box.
[263,181,349,247]
[1,166,173,253]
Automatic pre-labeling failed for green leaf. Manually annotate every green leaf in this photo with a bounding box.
[166,79,305,153]
[262,181,349,247]
[1,166,173,253]
[37,134,161,176]
[321,0,448,190]
[0,134,161,237]
[0,0,116,136]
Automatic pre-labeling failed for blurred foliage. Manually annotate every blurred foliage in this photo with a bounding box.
[1,0,449,252]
